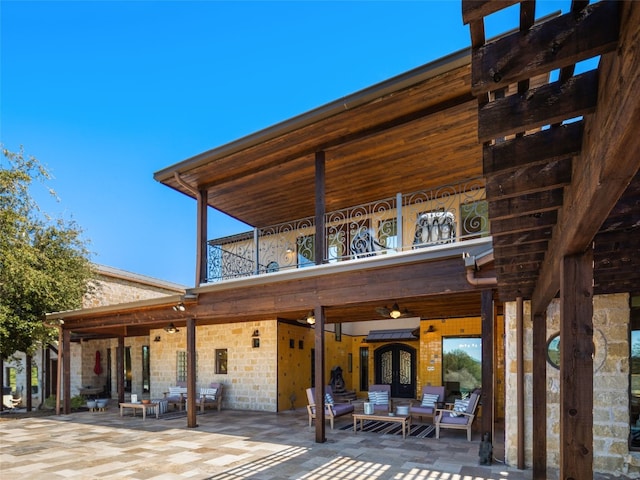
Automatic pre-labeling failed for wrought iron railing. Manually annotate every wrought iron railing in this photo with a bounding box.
[206,179,488,283]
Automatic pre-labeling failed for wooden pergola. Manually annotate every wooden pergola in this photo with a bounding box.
[463,1,639,478]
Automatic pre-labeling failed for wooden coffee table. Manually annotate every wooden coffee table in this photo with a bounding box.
[119,402,158,420]
[352,413,412,439]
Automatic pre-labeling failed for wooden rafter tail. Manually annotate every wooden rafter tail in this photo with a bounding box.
[477,69,598,142]
[470,1,621,97]
[461,0,520,25]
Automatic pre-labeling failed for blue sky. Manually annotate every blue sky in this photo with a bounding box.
[1,0,572,287]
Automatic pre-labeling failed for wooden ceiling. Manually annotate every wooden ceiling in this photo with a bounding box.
[463,0,639,304]
[154,52,482,228]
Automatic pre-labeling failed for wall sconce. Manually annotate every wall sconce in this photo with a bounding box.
[164,323,179,334]
[153,336,161,342]
[426,325,436,333]
[252,330,260,337]
[173,302,186,312]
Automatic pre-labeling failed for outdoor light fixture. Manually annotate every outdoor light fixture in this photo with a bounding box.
[173,302,186,312]
[164,323,179,334]
[389,303,402,319]
[306,310,316,325]
[426,325,436,333]
[154,335,161,342]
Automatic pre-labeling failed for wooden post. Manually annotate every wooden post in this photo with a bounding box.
[56,327,63,415]
[314,151,325,266]
[196,188,208,286]
[532,311,547,479]
[26,354,32,412]
[560,251,593,480]
[517,296,524,469]
[187,317,198,428]
[314,305,326,443]
[480,289,494,439]
[117,337,125,404]
[62,328,71,414]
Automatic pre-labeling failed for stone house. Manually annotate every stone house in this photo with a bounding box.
[47,1,639,478]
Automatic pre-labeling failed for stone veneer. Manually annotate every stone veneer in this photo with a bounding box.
[504,293,637,477]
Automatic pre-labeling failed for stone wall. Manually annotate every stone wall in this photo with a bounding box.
[504,293,636,477]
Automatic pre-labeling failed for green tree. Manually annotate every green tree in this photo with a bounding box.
[0,146,93,359]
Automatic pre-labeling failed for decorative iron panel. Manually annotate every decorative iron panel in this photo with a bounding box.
[380,350,393,384]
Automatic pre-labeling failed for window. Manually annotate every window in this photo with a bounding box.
[215,349,228,374]
[442,337,482,397]
[176,351,187,383]
[124,346,132,392]
[5,367,16,393]
[359,347,369,391]
[142,346,150,393]
[630,318,640,449]
[31,366,39,394]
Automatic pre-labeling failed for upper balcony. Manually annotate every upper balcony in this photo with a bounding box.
[206,178,488,284]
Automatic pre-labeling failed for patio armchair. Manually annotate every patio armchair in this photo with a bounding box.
[434,391,480,441]
[409,385,445,422]
[306,386,354,429]
[162,383,187,411]
[367,384,392,413]
[195,383,223,412]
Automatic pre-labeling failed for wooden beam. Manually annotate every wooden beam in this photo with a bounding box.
[490,211,557,236]
[532,312,547,479]
[492,228,552,247]
[560,251,593,479]
[483,121,583,175]
[117,336,125,404]
[478,70,599,142]
[488,189,564,220]
[471,1,620,95]
[462,0,519,25]
[532,1,640,314]
[486,157,572,200]
[494,240,548,257]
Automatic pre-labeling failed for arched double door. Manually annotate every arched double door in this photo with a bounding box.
[374,343,416,398]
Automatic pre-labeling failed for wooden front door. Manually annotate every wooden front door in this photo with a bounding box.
[374,344,416,398]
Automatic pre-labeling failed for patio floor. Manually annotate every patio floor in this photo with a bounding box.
[0,402,622,479]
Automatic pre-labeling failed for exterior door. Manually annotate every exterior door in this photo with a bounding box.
[374,344,416,398]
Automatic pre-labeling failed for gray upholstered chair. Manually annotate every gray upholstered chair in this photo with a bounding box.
[162,383,187,411]
[434,391,480,441]
[367,384,392,413]
[306,386,354,429]
[409,385,445,422]
[195,382,223,412]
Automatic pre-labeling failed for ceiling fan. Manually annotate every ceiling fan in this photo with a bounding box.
[375,302,415,319]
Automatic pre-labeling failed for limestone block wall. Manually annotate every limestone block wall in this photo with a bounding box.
[151,319,278,412]
[504,293,634,477]
[83,273,182,308]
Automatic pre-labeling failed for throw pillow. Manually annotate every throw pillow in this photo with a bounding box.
[325,393,334,405]
[367,391,378,404]
[168,387,184,396]
[200,387,217,400]
[375,391,389,406]
[449,398,470,417]
[421,393,440,408]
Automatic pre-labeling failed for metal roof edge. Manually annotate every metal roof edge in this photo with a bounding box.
[92,264,188,292]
